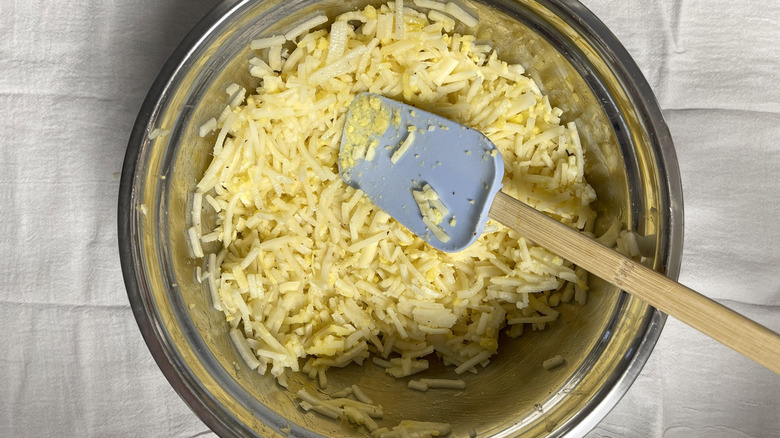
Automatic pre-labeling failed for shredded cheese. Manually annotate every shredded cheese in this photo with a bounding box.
[413,0,447,13]
[444,2,478,27]
[284,14,329,41]
[198,118,217,137]
[408,378,466,391]
[542,354,565,370]
[412,184,448,228]
[189,2,598,434]
[250,34,286,50]
[149,128,169,139]
[390,128,416,164]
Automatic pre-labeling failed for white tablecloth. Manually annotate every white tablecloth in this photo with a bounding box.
[1,0,778,436]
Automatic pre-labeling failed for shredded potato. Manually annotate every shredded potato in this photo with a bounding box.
[189,2,598,434]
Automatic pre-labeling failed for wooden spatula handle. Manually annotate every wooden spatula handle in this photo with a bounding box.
[490,190,780,375]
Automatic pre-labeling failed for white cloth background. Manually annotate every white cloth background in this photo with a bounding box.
[1,0,778,436]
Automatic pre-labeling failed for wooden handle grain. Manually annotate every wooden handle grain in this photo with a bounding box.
[490,190,780,375]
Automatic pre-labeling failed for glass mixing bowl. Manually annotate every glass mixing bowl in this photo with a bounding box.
[118,0,683,436]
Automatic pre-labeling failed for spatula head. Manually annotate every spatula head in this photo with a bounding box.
[338,92,504,252]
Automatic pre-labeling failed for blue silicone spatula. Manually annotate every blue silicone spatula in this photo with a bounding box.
[338,92,780,375]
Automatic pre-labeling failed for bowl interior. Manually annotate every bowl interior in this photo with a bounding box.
[122,0,680,436]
